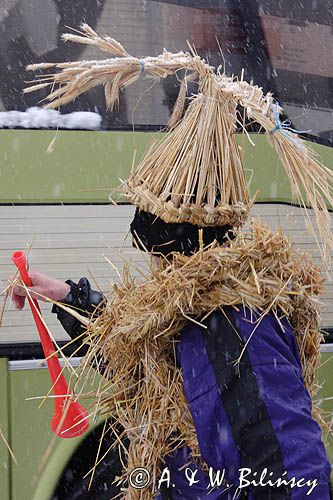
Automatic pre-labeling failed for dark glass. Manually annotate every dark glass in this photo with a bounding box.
[0,0,332,144]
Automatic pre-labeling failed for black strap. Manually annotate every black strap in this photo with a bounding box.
[201,308,291,500]
[160,483,174,499]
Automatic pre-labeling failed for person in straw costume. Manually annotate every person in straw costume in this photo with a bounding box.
[12,25,333,499]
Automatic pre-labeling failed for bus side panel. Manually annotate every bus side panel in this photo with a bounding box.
[0,358,10,500]
[8,364,102,500]
[318,352,333,463]
[9,368,88,500]
[0,130,332,204]
[31,420,105,500]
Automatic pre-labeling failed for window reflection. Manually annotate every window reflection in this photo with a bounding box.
[0,0,331,144]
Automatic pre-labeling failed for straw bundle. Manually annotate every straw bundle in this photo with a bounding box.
[223,77,333,262]
[79,220,325,498]
[24,24,212,110]
[25,25,333,262]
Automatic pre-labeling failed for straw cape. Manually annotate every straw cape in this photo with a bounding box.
[25,25,332,499]
[78,222,328,499]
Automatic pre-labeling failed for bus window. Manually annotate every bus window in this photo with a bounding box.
[0,0,332,144]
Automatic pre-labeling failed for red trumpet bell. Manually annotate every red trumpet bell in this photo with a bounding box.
[12,251,90,438]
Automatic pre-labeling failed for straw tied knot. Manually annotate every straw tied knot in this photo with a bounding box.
[270,102,310,141]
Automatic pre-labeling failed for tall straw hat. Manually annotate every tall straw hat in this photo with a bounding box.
[25,24,333,260]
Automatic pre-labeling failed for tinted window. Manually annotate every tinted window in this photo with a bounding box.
[0,0,332,144]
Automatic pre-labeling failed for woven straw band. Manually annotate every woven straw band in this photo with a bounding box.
[123,182,251,227]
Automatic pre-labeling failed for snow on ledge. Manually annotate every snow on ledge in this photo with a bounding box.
[0,107,102,130]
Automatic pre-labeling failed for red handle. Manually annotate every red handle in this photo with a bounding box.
[12,251,90,438]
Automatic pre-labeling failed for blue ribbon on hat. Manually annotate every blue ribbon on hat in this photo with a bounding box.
[139,59,145,73]
[270,102,311,141]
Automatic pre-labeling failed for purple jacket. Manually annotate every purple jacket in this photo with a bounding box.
[160,307,331,499]
[53,280,332,499]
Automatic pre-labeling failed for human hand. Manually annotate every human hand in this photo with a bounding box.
[9,271,70,310]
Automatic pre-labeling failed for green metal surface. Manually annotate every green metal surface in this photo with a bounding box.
[318,352,333,464]
[0,358,10,500]
[0,130,332,204]
[31,417,104,500]
[8,366,99,500]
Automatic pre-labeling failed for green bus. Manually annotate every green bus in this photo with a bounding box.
[0,2,332,499]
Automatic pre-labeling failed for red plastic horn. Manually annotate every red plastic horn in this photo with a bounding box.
[12,250,90,438]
